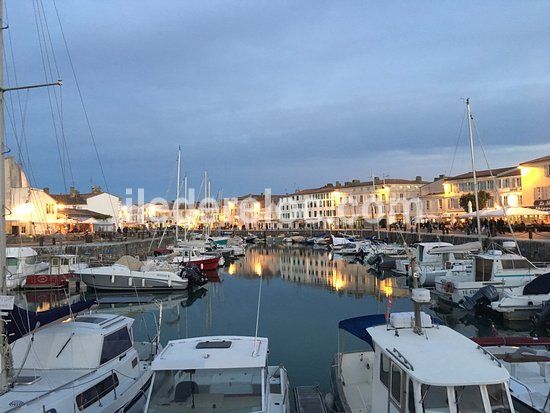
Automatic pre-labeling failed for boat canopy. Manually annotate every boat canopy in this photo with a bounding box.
[522,273,550,295]
[338,314,387,347]
[6,299,97,343]
[428,241,482,254]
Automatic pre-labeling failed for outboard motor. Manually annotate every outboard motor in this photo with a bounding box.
[461,285,499,311]
[366,253,382,266]
[180,265,208,287]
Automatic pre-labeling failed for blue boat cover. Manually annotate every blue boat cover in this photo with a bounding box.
[5,299,97,343]
[338,314,387,347]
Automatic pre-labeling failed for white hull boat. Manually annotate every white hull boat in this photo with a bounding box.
[0,313,158,413]
[5,247,49,289]
[145,336,291,413]
[75,256,188,291]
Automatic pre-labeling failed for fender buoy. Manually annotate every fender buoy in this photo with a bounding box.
[444,281,455,294]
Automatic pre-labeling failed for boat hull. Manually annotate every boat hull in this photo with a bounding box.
[78,273,188,291]
[25,273,77,289]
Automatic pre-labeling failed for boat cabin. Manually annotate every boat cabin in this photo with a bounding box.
[48,254,80,275]
[145,336,277,413]
[474,250,540,282]
[6,247,41,274]
[336,313,514,413]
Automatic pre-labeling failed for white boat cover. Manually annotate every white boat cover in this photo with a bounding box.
[428,241,482,254]
[115,255,143,271]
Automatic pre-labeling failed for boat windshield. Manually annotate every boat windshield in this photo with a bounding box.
[486,383,511,413]
[455,385,484,412]
[421,384,450,412]
[148,368,264,413]
[6,257,19,267]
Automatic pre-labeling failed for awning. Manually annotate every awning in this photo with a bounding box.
[459,207,549,219]
[428,241,482,254]
[338,314,386,347]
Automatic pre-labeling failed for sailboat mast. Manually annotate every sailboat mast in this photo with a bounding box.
[466,98,482,243]
[0,0,9,393]
[175,147,181,242]
[371,169,380,239]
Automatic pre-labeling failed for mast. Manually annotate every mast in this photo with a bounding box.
[183,175,188,241]
[175,147,181,243]
[0,0,9,392]
[371,169,380,239]
[466,98,482,243]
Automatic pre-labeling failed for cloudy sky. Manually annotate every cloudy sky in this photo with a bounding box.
[4,1,550,200]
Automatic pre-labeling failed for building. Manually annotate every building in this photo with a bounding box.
[420,166,523,219]
[5,157,61,236]
[50,186,121,232]
[519,155,550,211]
[221,193,282,230]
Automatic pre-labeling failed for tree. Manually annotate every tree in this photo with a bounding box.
[459,191,491,212]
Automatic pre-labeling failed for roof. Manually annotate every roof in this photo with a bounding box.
[367,323,510,385]
[520,154,550,165]
[446,167,519,181]
[6,247,38,258]
[291,178,427,196]
[152,336,268,371]
[63,207,111,220]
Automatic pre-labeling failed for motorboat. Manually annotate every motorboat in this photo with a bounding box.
[24,254,88,289]
[331,288,516,413]
[434,250,550,307]
[245,233,258,243]
[472,336,550,413]
[144,336,291,413]
[75,255,189,291]
[488,273,550,321]
[5,247,49,289]
[393,241,455,277]
[0,313,158,413]
[172,247,221,271]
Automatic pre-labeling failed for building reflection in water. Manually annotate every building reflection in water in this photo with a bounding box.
[226,246,408,300]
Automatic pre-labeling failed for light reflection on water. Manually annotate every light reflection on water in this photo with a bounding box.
[15,245,536,393]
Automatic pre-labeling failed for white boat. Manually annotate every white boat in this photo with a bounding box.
[144,336,291,413]
[473,338,550,412]
[331,289,516,413]
[434,250,550,306]
[489,273,550,321]
[394,241,454,276]
[5,247,49,289]
[0,313,158,412]
[75,255,189,291]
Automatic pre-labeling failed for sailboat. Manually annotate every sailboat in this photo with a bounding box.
[0,2,159,410]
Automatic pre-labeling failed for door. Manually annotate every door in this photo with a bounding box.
[388,362,406,413]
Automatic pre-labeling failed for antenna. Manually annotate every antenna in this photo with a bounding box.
[253,271,263,356]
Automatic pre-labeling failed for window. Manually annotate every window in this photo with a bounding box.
[475,258,493,282]
[421,385,449,412]
[380,353,390,388]
[76,373,119,410]
[391,363,402,404]
[408,380,415,412]
[100,328,132,364]
[455,386,484,412]
[501,259,535,269]
[546,164,550,177]
[486,383,511,412]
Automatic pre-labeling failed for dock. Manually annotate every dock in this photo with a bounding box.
[294,385,328,413]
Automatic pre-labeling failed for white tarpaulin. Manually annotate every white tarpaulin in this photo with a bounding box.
[479,206,549,218]
[428,241,482,254]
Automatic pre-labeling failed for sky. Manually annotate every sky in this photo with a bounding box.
[4,1,550,201]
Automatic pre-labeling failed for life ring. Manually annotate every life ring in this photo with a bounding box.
[444,281,455,294]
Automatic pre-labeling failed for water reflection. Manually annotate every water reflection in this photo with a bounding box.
[226,245,409,300]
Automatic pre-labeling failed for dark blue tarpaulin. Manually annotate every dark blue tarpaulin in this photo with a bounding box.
[523,273,550,295]
[338,314,386,347]
[5,299,97,343]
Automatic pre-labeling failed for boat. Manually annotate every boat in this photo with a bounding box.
[5,247,49,289]
[488,273,550,321]
[393,241,454,276]
[434,249,550,307]
[144,336,291,412]
[75,255,189,291]
[24,254,88,289]
[331,288,517,412]
[245,233,258,243]
[172,247,221,271]
[0,313,158,412]
[472,336,550,412]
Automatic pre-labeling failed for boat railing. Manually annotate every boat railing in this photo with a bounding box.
[510,377,535,408]
[386,347,414,371]
[476,345,502,368]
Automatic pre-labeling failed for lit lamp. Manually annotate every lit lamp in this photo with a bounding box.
[507,194,518,207]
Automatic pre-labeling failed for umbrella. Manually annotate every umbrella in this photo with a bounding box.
[480,206,549,218]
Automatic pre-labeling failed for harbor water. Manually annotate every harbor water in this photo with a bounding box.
[15,245,539,394]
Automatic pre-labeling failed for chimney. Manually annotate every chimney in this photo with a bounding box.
[43,187,50,194]
[69,186,79,196]
[415,176,422,183]
[374,176,380,184]
[91,185,102,195]
[335,181,341,187]
[352,179,360,184]
[326,183,334,188]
